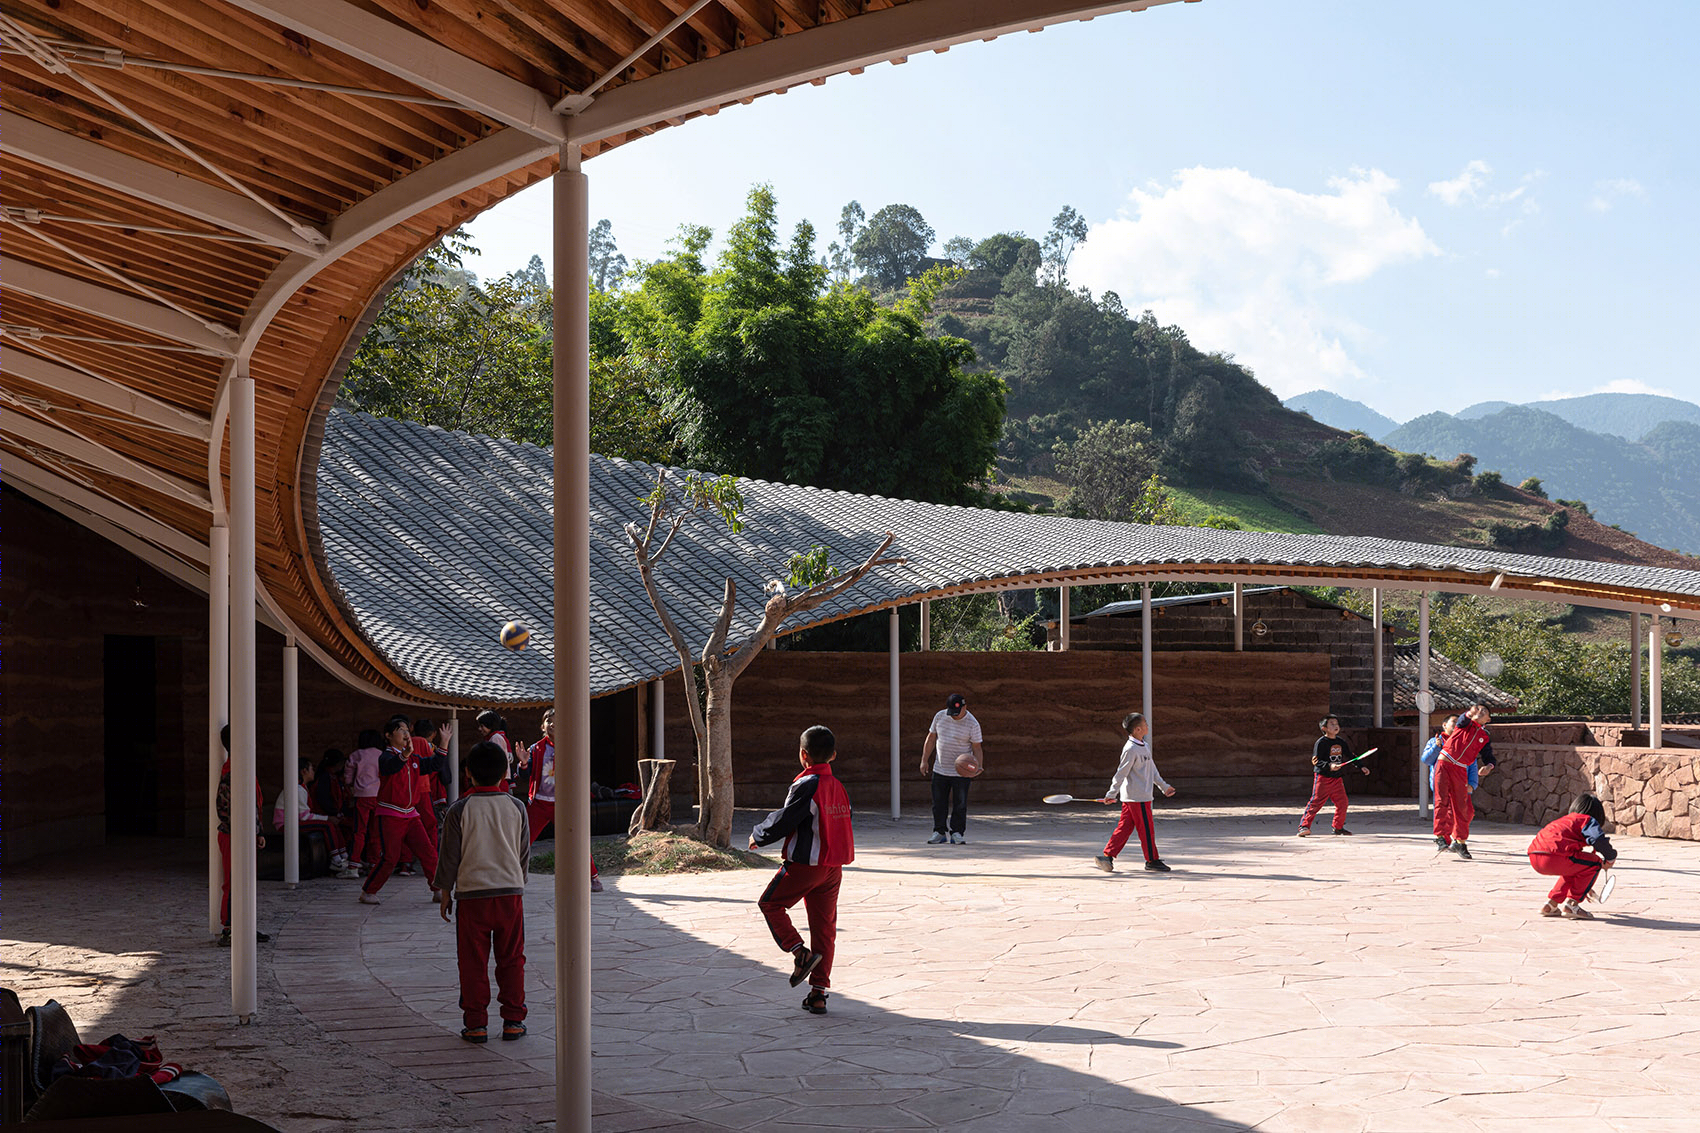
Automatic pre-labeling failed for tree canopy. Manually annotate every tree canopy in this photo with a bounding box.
[851,203,936,291]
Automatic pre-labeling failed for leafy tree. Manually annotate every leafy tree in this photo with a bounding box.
[602,186,1004,505]
[827,201,864,284]
[1040,205,1089,285]
[1052,420,1160,520]
[624,468,902,846]
[851,203,936,290]
[942,235,976,266]
[589,218,627,291]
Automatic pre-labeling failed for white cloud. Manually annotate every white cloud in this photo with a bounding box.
[1588,177,1646,212]
[1535,377,1677,400]
[1484,268,1501,278]
[1069,167,1438,398]
[1429,160,1492,205]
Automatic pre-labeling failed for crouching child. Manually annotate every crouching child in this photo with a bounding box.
[751,725,855,1016]
[1528,792,1618,920]
[435,740,531,1043]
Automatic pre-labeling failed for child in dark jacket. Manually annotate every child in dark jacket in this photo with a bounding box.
[750,725,855,1016]
[1528,793,1618,920]
[1298,715,1367,836]
[435,740,531,1043]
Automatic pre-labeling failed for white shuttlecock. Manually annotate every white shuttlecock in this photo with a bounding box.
[1661,602,1673,612]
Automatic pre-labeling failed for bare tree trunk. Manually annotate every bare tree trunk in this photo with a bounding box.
[629,758,675,835]
[700,674,736,847]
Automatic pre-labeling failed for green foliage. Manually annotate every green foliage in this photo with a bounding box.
[1520,476,1547,498]
[601,186,1003,505]
[1040,205,1089,285]
[1481,508,1569,552]
[785,545,839,589]
[850,203,936,290]
[639,471,745,535]
[589,219,627,291]
[1130,474,1183,526]
[1197,513,1243,530]
[927,593,1042,652]
[1473,469,1503,493]
[1556,498,1593,517]
[1165,487,1325,534]
[1052,420,1160,520]
[1317,432,1400,485]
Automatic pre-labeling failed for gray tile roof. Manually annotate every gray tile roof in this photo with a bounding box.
[315,410,1700,705]
[1391,644,1521,713]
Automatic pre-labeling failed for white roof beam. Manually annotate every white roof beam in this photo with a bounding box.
[569,0,1178,141]
[224,0,567,144]
[4,256,237,357]
[2,409,212,510]
[4,454,209,567]
[3,348,212,439]
[1,111,327,257]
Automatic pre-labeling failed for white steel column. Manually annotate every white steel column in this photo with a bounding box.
[447,711,460,804]
[651,679,665,760]
[1059,586,1070,651]
[207,523,228,935]
[282,639,299,888]
[1372,588,1384,727]
[552,144,592,1133]
[1649,623,1664,750]
[920,599,930,651]
[1630,612,1643,729]
[1418,593,1431,818]
[889,608,901,818]
[1141,583,1154,741]
[229,369,258,1021]
[1233,583,1244,651]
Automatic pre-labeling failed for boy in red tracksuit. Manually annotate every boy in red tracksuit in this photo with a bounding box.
[1298,714,1369,837]
[360,716,448,905]
[1435,704,1492,859]
[215,725,269,946]
[435,740,530,1044]
[1528,793,1618,920]
[751,725,854,1016]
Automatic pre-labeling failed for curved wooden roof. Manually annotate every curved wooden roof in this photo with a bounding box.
[4,0,1696,709]
[2,0,1188,698]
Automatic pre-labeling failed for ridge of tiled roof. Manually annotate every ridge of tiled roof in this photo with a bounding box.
[1390,644,1521,712]
[315,409,1700,705]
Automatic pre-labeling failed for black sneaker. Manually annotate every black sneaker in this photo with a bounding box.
[1452,841,1473,860]
[1144,859,1172,872]
[1094,855,1114,873]
[1434,836,1450,850]
[1334,827,1353,836]
[789,948,824,987]
[801,988,829,1015]
[216,929,231,948]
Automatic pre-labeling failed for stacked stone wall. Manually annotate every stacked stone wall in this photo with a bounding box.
[1475,744,1700,839]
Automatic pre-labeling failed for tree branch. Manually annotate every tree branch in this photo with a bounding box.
[727,533,904,682]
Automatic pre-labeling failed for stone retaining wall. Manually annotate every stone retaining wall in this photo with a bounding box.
[1474,744,1700,839]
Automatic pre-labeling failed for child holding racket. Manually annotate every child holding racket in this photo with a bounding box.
[1298,715,1367,836]
[1094,713,1176,873]
[1528,793,1617,919]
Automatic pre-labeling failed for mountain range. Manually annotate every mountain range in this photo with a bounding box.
[1286,389,1700,443]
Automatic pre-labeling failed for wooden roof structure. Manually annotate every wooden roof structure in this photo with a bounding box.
[4,0,1698,710]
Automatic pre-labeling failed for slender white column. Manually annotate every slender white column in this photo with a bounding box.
[1233,582,1244,652]
[919,598,930,652]
[1649,624,1664,750]
[1372,588,1384,727]
[651,679,665,760]
[1630,612,1643,729]
[889,608,901,819]
[207,523,228,935]
[552,144,592,1133]
[447,711,460,804]
[282,639,299,888]
[229,369,258,1021]
[1141,583,1154,745]
[1418,593,1431,818]
[1059,586,1070,651]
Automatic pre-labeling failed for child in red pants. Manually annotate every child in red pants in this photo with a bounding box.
[1528,793,1617,920]
[1095,712,1176,873]
[1298,715,1367,836]
[751,726,854,1016]
[1435,704,1493,859]
[435,740,530,1043]
[360,716,447,904]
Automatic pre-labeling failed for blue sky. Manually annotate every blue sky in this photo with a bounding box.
[465,0,1699,423]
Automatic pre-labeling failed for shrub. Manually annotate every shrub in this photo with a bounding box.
[1555,498,1592,518]
[1473,470,1503,493]
[1317,432,1399,485]
[1519,476,1547,498]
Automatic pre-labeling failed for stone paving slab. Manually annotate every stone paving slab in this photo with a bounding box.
[8,800,1700,1130]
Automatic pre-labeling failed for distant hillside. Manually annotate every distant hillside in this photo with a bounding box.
[1522,392,1700,441]
[1283,390,1401,439]
[1383,406,1700,552]
[1458,400,1514,420]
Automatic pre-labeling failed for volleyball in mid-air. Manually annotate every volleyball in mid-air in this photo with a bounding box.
[500,621,530,651]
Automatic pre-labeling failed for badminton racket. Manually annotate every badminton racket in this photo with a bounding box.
[1042,794,1116,805]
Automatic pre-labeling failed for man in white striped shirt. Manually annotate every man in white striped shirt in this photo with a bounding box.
[920,692,984,844]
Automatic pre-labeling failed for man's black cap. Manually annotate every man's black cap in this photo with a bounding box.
[945,693,966,712]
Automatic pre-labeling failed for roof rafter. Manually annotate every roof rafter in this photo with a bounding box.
[0,111,327,257]
[3,255,238,356]
[3,347,211,439]
[224,0,567,144]
[2,406,212,510]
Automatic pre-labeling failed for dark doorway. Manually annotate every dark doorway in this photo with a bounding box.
[104,635,159,835]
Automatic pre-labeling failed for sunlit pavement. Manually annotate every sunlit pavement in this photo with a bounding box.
[9,800,1700,1131]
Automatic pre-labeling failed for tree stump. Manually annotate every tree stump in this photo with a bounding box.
[630,758,676,836]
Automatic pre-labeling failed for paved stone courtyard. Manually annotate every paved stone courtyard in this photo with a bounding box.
[8,800,1700,1131]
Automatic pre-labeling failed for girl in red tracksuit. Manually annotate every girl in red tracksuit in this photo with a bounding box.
[1435,705,1493,859]
[750,725,854,1016]
[1528,793,1618,920]
[360,716,449,904]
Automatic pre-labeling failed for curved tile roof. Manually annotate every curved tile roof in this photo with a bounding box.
[316,410,1700,706]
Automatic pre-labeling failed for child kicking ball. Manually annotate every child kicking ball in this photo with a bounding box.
[1528,793,1617,920]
